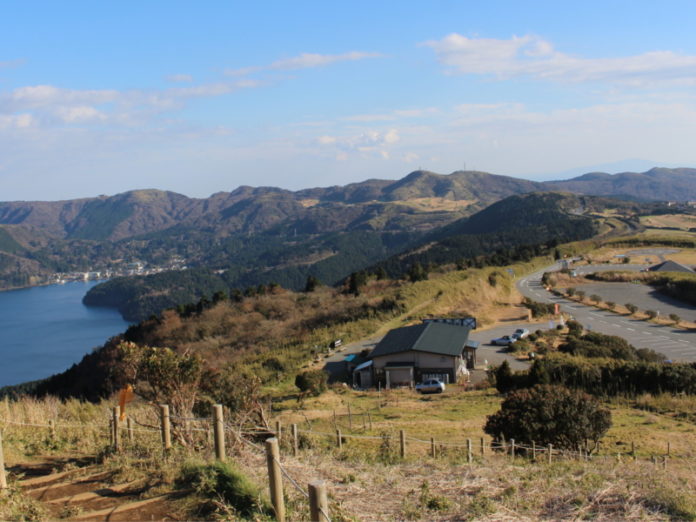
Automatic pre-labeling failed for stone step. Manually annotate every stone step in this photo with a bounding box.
[19,465,99,488]
[70,493,172,521]
[26,471,112,500]
[47,480,140,505]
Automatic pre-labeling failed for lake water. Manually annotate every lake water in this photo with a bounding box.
[0,281,129,387]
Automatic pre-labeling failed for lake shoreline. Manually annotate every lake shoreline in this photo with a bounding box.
[0,281,129,387]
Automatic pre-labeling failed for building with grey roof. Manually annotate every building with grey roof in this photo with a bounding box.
[358,321,477,389]
[648,260,695,273]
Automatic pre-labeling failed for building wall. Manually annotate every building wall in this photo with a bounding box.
[372,352,459,371]
[372,351,462,386]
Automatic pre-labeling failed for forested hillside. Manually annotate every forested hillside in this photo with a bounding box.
[0,166,689,302]
[82,192,605,321]
[374,193,599,277]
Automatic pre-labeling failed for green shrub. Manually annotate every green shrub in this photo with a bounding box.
[566,320,583,337]
[528,353,696,396]
[484,384,611,450]
[559,331,639,361]
[295,370,328,396]
[178,460,271,518]
[625,303,638,314]
[491,361,528,393]
[522,297,555,318]
[635,348,667,363]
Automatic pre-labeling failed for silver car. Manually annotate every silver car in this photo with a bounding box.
[416,379,445,394]
[490,335,516,346]
[512,328,530,340]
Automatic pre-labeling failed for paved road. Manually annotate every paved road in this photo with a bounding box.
[576,282,696,321]
[518,263,696,362]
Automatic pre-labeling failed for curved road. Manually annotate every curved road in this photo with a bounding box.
[517,263,696,362]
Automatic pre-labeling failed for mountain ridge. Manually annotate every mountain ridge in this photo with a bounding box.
[0,166,691,301]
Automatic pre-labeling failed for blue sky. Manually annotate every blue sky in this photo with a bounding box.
[3,1,696,200]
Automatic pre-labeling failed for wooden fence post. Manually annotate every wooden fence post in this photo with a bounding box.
[367,411,373,430]
[467,439,472,464]
[309,480,329,522]
[547,444,553,464]
[667,441,671,457]
[347,404,352,430]
[336,429,342,450]
[510,438,515,460]
[292,424,298,457]
[400,430,406,458]
[532,441,536,461]
[631,441,636,460]
[0,430,7,490]
[127,417,134,443]
[480,437,485,457]
[213,404,225,461]
[160,404,171,453]
[112,406,121,452]
[431,437,436,458]
[49,419,56,442]
[275,420,282,443]
[265,438,286,522]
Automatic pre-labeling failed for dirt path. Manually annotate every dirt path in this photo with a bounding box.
[11,455,183,521]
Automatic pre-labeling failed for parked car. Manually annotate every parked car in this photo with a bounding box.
[490,335,516,346]
[512,328,530,340]
[415,379,445,394]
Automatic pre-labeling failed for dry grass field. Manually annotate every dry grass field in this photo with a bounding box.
[640,214,696,230]
[2,388,695,521]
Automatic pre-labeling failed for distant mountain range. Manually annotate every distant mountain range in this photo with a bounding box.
[2,167,694,240]
[0,166,691,317]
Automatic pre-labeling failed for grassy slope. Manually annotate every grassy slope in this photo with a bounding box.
[4,236,696,519]
[2,389,695,520]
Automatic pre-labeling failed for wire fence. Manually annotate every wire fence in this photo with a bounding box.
[0,403,686,520]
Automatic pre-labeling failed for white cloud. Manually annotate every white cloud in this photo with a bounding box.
[0,78,263,130]
[270,51,382,70]
[316,128,400,160]
[167,74,193,83]
[0,113,34,129]
[10,85,119,107]
[383,129,399,144]
[424,33,696,86]
[54,105,106,123]
[343,113,394,122]
[343,107,439,122]
[226,51,382,76]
